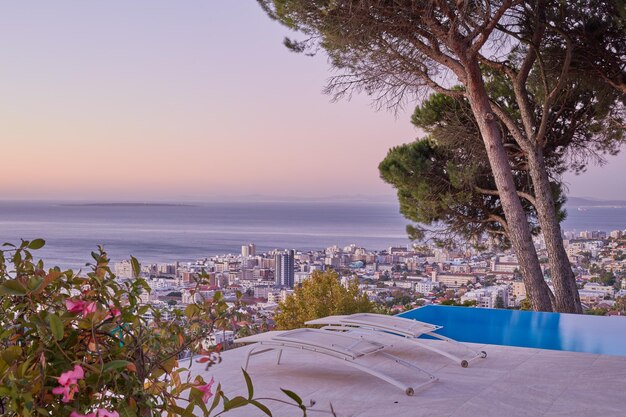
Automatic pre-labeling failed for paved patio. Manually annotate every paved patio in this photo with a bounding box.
[188,337,626,417]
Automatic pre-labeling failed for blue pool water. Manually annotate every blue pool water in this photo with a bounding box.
[399,305,626,357]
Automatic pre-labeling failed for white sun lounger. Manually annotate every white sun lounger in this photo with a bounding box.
[236,328,438,396]
[306,313,486,368]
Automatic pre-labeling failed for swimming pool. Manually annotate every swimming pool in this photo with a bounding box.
[399,305,626,357]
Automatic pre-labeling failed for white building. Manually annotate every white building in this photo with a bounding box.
[148,278,172,291]
[253,285,273,299]
[583,282,614,296]
[490,257,520,273]
[414,279,440,294]
[114,260,134,279]
[461,285,510,308]
[138,290,157,305]
[294,271,311,285]
[432,271,476,288]
[383,280,413,289]
[181,288,214,304]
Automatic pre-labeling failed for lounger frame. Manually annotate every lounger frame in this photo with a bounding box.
[239,328,437,396]
[306,313,487,368]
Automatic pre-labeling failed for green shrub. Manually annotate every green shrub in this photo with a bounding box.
[0,239,307,417]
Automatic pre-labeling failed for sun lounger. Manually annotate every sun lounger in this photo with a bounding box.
[236,328,438,396]
[306,313,486,368]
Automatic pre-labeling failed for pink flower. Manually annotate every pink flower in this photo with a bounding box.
[52,364,84,403]
[52,384,79,403]
[196,376,215,403]
[65,298,97,316]
[83,301,97,315]
[58,364,84,385]
[70,412,95,417]
[104,305,121,320]
[65,298,87,314]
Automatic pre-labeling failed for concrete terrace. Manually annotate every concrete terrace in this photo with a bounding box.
[188,338,626,417]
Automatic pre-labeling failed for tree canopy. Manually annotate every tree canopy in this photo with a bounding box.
[380,65,624,249]
[258,0,625,313]
[274,270,373,330]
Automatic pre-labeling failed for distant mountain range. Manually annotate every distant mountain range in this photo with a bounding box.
[7,195,626,207]
[61,202,193,207]
[566,197,626,208]
[216,195,626,206]
[179,194,400,204]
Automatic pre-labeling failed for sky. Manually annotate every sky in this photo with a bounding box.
[0,1,624,201]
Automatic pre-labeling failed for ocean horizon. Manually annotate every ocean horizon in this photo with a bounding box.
[0,200,624,270]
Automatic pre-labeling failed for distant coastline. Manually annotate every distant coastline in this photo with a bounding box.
[60,203,194,207]
[1,199,624,270]
[566,197,626,209]
[2,195,625,207]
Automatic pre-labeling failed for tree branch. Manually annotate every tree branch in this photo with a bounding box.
[487,214,509,235]
[467,0,517,57]
[535,37,574,147]
[489,101,533,149]
[475,186,537,206]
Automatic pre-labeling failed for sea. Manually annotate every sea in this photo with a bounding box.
[0,200,624,270]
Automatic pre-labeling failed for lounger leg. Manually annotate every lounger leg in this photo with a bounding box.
[244,346,255,371]
[425,332,486,365]
[409,338,468,367]
[277,349,283,365]
[342,355,437,396]
[244,345,277,370]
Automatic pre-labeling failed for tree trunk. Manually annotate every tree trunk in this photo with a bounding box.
[526,147,583,313]
[463,61,554,312]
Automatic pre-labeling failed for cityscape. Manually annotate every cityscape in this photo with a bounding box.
[111,226,626,346]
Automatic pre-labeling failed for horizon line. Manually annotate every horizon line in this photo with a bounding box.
[0,194,623,205]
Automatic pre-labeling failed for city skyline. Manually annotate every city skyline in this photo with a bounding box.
[1,1,624,201]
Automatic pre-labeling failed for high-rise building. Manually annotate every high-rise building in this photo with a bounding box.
[241,243,256,258]
[275,249,295,288]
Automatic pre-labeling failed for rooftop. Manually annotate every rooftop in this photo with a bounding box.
[189,338,626,417]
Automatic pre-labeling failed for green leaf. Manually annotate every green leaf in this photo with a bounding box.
[130,256,141,278]
[0,280,27,296]
[165,404,187,415]
[281,388,303,406]
[1,346,22,365]
[242,368,254,399]
[207,383,223,414]
[183,403,196,417]
[27,275,43,292]
[184,304,200,319]
[250,400,273,416]
[49,313,64,341]
[116,401,138,417]
[27,239,46,250]
[223,396,248,411]
[103,360,131,372]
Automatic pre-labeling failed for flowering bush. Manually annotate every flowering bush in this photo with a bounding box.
[0,239,308,417]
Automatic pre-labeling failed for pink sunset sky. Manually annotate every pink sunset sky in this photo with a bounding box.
[0,1,624,201]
